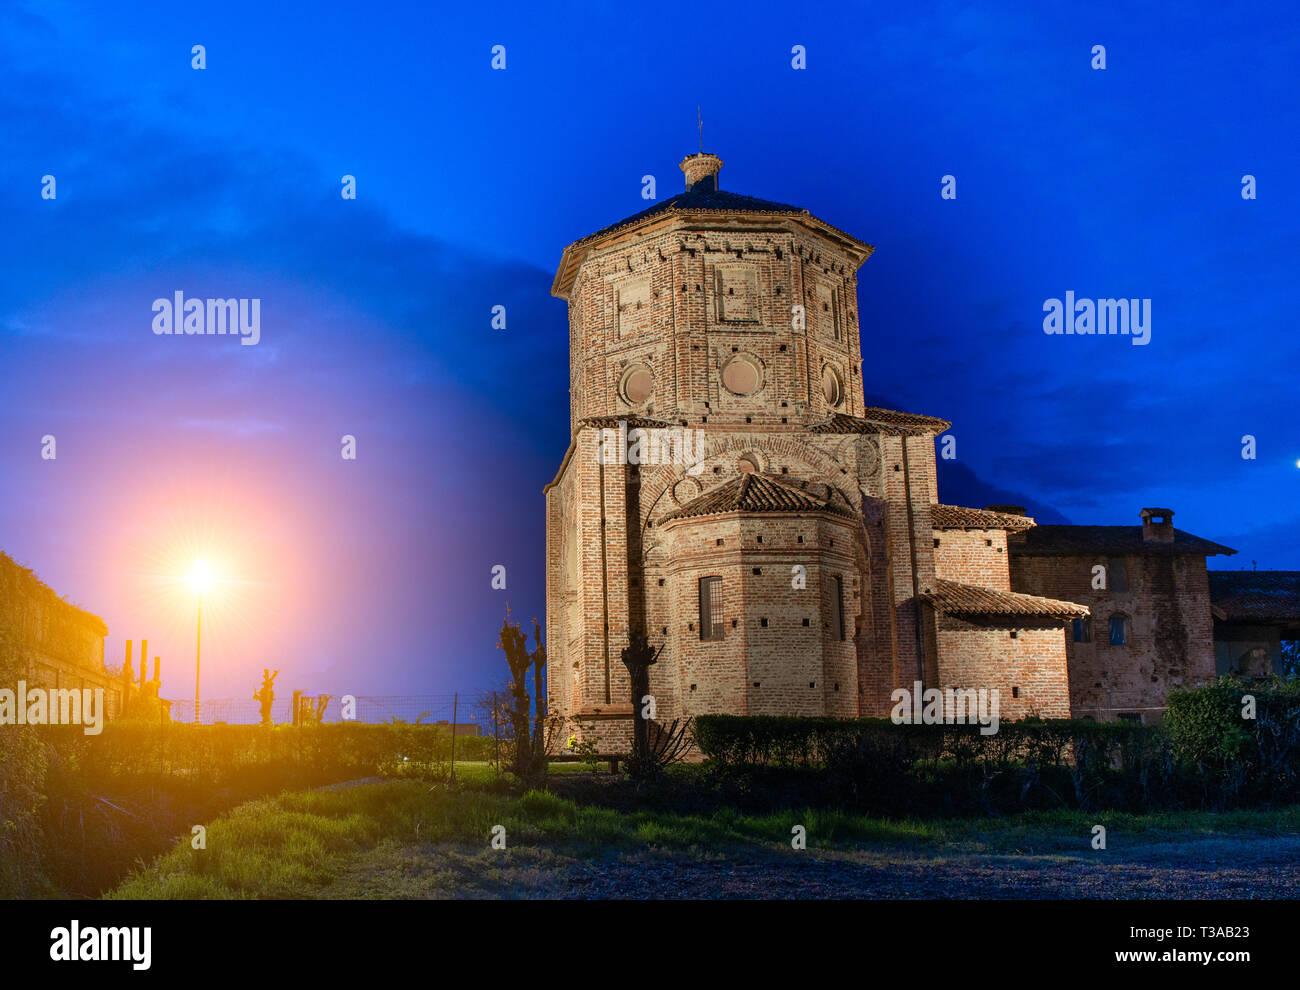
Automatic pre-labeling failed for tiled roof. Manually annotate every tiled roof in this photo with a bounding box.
[1208,571,1300,624]
[931,504,1036,532]
[809,409,952,435]
[923,579,1089,619]
[660,473,857,523]
[572,187,810,247]
[1009,526,1235,558]
[552,166,874,300]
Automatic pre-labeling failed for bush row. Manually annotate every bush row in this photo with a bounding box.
[694,677,1300,814]
[694,714,1152,768]
[41,720,496,789]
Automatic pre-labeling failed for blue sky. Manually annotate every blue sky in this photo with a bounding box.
[1,0,1296,698]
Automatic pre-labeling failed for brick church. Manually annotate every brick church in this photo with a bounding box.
[543,150,1242,751]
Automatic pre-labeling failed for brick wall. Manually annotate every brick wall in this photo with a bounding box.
[933,615,1072,719]
[933,527,1011,590]
[1009,551,1217,721]
[566,222,869,433]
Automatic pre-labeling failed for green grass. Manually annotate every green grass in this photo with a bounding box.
[106,778,1300,899]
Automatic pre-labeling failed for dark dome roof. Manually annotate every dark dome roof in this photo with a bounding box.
[573,186,809,248]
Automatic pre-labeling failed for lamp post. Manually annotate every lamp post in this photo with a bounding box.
[189,560,213,725]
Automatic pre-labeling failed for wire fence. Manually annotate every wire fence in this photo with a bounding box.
[167,693,485,731]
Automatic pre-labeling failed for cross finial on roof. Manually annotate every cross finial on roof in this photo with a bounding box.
[697,106,702,153]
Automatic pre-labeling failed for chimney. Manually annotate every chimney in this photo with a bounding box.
[1140,507,1175,543]
[124,640,133,680]
[985,504,1026,516]
[153,656,160,683]
[680,152,723,193]
[139,639,148,685]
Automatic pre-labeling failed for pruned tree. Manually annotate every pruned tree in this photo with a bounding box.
[621,633,671,778]
[498,607,547,780]
[253,668,279,726]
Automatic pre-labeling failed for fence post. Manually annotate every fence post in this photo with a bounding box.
[449,692,458,785]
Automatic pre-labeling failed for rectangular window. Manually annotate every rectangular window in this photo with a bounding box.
[1109,614,1128,646]
[833,576,846,641]
[1107,556,1129,593]
[1072,617,1091,643]
[699,576,724,641]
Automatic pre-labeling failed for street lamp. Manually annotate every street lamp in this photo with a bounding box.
[189,560,213,724]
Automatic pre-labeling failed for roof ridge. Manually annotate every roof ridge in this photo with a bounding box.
[809,409,952,435]
[1012,524,1236,557]
[660,471,855,523]
[932,503,1036,532]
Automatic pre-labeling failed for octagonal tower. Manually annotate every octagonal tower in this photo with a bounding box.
[544,148,1070,756]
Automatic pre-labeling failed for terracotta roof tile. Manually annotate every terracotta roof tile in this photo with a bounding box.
[1208,571,1300,624]
[931,504,1036,532]
[809,409,952,435]
[661,473,856,523]
[1009,526,1235,557]
[922,578,1089,619]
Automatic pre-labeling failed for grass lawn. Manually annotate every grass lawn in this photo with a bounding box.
[107,777,1300,899]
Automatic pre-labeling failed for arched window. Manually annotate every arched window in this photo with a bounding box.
[1072,616,1092,643]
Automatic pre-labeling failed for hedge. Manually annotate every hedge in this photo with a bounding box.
[692,713,1153,769]
[693,679,1300,814]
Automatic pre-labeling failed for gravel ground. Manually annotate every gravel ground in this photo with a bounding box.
[331,835,1300,899]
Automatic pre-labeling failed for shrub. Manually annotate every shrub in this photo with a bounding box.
[1165,675,1300,807]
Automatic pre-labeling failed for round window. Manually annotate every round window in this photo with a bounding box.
[621,365,654,406]
[821,366,843,407]
[721,355,762,396]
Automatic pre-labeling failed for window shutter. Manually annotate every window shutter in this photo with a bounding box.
[699,576,723,641]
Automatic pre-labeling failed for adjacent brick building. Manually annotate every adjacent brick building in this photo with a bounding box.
[1007,508,1236,722]
[1207,570,1300,678]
